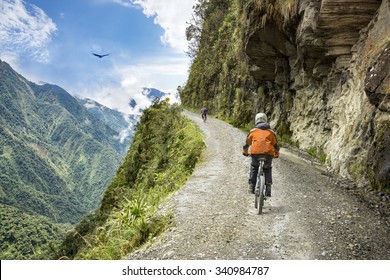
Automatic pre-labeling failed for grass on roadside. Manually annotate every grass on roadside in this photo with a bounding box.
[56,100,205,259]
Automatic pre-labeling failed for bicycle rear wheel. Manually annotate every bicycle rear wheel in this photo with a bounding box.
[258,175,265,214]
[254,183,259,208]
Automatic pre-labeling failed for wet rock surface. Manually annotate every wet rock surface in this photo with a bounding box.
[364,42,390,108]
[128,111,390,260]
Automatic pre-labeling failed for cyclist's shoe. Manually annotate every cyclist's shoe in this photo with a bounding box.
[265,183,272,197]
[248,183,255,194]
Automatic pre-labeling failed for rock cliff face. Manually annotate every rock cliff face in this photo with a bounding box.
[245,0,389,188]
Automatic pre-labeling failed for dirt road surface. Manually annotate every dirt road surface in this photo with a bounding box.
[128,110,390,260]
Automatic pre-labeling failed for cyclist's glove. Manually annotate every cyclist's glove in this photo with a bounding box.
[242,150,249,157]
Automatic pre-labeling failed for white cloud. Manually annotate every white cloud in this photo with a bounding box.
[112,0,138,8]
[115,0,197,53]
[76,55,188,115]
[0,0,57,64]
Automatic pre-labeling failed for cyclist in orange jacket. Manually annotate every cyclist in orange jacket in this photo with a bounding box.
[242,113,279,195]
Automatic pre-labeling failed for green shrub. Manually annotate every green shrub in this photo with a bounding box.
[56,101,205,259]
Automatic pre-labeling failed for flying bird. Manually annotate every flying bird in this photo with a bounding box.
[92,53,109,58]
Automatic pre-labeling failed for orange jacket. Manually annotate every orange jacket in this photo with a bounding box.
[243,123,279,157]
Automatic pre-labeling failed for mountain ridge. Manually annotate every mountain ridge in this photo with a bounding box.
[0,59,135,259]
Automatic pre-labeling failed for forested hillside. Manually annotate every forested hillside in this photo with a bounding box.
[180,0,390,190]
[56,101,205,259]
[0,60,133,259]
[0,205,68,259]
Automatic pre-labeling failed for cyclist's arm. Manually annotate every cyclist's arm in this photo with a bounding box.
[271,131,279,151]
[271,131,280,158]
[243,132,252,156]
[245,132,253,147]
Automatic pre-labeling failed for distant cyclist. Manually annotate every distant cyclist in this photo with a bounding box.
[242,113,279,195]
[201,105,208,122]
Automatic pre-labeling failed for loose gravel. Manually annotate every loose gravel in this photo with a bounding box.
[128,110,390,260]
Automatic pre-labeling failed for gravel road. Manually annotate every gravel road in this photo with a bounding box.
[128,110,390,260]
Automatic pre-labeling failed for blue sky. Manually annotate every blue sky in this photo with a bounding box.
[0,0,197,114]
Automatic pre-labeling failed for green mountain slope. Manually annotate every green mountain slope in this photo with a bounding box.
[0,59,133,259]
[0,204,68,260]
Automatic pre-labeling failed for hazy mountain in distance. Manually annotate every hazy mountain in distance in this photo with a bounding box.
[76,97,135,154]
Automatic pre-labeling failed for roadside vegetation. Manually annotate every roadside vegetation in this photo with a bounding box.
[56,100,205,259]
[180,0,298,144]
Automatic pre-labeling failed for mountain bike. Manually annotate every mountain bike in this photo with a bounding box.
[254,156,267,214]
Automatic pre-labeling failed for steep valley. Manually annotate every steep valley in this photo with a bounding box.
[0,60,134,259]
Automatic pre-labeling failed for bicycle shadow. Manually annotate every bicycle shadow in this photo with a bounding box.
[259,204,290,215]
